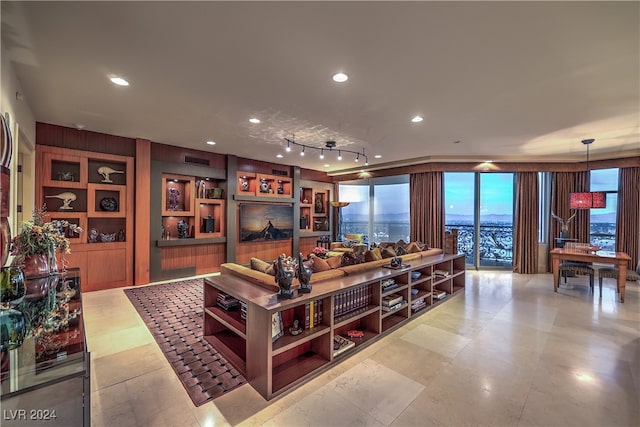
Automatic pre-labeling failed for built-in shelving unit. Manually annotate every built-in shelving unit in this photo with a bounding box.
[204,253,465,400]
[36,145,134,291]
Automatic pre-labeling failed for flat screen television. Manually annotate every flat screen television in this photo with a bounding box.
[239,203,293,242]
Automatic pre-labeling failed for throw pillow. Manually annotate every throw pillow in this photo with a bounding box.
[326,255,343,269]
[265,261,276,276]
[394,244,408,256]
[381,246,396,259]
[340,251,357,266]
[311,255,331,272]
[250,257,271,273]
[364,247,382,262]
[344,233,364,243]
[342,238,360,248]
[406,242,422,253]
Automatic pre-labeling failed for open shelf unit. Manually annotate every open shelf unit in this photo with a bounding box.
[160,173,226,241]
[35,145,134,291]
[298,186,330,233]
[203,253,465,400]
[236,172,292,199]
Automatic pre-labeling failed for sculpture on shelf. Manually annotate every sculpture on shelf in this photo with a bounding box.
[99,197,118,212]
[277,180,284,194]
[275,255,295,300]
[57,171,74,181]
[97,166,124,183]
[88,228,99,243]
[296,252,312,294]
[260,178,269,193]
[99,232,116,243]
[45,192,77,210]
[177,220,189,238]
[241,180,249,191]
[167,187,180,211]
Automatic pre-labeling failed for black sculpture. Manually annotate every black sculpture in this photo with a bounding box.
[275,255,295,299]
[296,252,312,293]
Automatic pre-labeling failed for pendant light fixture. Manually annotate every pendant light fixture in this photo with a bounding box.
[569,138,606,209]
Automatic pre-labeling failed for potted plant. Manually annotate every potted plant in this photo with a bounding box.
[10,206,82,278]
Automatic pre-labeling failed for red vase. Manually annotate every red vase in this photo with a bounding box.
[15,254,50,278]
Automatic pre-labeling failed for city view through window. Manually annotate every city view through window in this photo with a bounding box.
[340,169,618,269]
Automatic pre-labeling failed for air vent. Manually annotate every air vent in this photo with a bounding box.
[185,156,210,166]
[271,169,288,176]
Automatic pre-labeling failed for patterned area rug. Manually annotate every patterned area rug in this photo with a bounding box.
[124,279,246,406]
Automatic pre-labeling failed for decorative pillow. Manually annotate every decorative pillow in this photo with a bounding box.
[265,262,276,276]
[311,255,331,272]
[395,239,407,247]
[352,250,366,264]
[250,257,271,273]
[381,247,396,259]
[394,245,408,256]
[344,233,364,243]
[406,242,422,253]
[416,241,428,250]
[364,247,382,262]
[326,255,343,269]
[340,251,357,266]
[342,238,360,248]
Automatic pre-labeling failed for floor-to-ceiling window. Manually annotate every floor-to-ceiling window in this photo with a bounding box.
[445,172,514,268]
[339,176,410,245]
[590,168,618,251]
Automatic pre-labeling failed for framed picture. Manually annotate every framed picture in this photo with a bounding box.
[272,312,284,342]
[239,203,293,242]
[314,192,324,213]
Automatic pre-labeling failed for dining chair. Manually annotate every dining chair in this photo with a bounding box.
[597,260,640,297]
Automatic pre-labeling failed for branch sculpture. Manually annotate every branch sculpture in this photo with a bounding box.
[551,211,576,232]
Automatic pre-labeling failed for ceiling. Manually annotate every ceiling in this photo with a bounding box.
[2,1,639,174]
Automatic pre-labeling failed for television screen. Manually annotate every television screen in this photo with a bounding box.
[239,203,293,242]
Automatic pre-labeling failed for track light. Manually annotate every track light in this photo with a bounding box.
[280,137,369,166]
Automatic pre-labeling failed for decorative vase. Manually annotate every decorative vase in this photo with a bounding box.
[0,217,10,267]
[0,266,25,308]
[0,308,26,351]
[16,254,50,279]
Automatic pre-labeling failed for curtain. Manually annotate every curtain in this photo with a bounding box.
[410,172,444,249]
[616,167,640,268]
[513,172,539,273]
[548,171,589,271]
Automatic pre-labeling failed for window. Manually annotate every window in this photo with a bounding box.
[339,175,410,245]
[590,168,618,251]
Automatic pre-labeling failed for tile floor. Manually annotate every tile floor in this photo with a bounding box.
[83,271,639,426]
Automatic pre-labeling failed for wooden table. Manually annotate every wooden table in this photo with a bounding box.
[550,248,631,302]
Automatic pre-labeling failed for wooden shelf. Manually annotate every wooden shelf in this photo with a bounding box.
[271,351,328,394]
[203,253,465,401]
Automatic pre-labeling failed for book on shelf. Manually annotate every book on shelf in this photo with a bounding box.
[381,278,397,292]
[334,284,371,319]
[333,335,356,357]
[382,294,403,307]
[382,300,406,312]
[433,269,450,277]
[411,301,427,313]
[433,290,447,300]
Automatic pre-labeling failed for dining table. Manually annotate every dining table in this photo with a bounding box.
[550,248,631,302]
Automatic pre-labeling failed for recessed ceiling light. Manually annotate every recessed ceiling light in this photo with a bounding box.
[249,118,261,124]
[276,154,283,158]
[374,154,382,159]
[411,115,424,123]
[110,76,129,86]
[332,72,349,83]
[324,164,330,168]
[206,140,216,145]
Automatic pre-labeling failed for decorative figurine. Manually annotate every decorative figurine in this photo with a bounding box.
[57,171,74,181]
[177,220,189,238]
[167,187,180,211]
[289,319,302,336]
[259,178,269,193]
[241,180,249,191]
[99,197,118,211]
[118,228,125,242]
[45,192,77,210]
[296,252,313,293]
[88,227,99,243]
[277,180,284,194]
[99,232,116,242]
[97,166,124,183]
[275,255,295,300]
